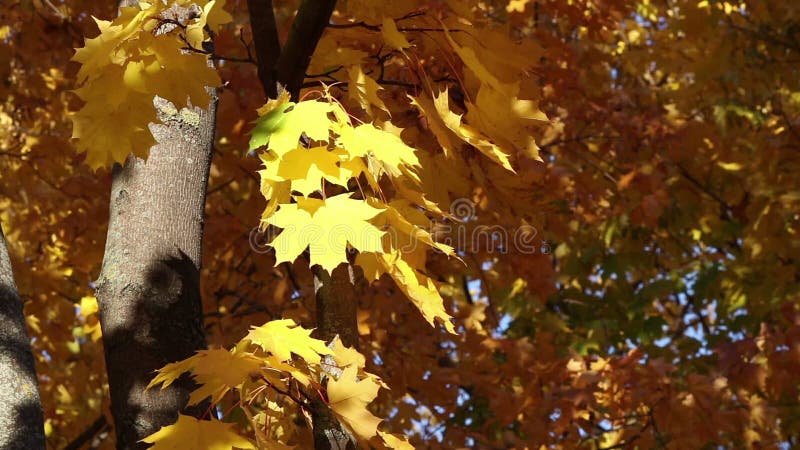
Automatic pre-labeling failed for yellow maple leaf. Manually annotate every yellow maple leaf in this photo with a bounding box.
[126,34,221,107]
[336,124,420,180]
[258,170,291,224]
[148,352,258,405]
[409,93,461,157]
[381,17,411,52]
[262,355,312,387]
[259,146,349,197]
[245,319,332,363]
[185,0,233,49]
[339,156,380,193]
[71,1,222,168]
[443,27,504,92]
[309,36,368,75]
[248,407,299,449]
[468,82,546,160]
[330,336,366,372]
[266,194,385,272]
[141,415,254,449]
[147,358,194,391]
[356,251,456,333]
[348,65,389,116]
[412,90,515,172]
[250,96,336,155]
[72,7,152,83]
[327,366,383,441]
[379,431,415,450]
[188,349,264,404]
[71,66,157,168]
[371,199,455,257]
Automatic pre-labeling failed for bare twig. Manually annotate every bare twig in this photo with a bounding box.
[63,415,109,450]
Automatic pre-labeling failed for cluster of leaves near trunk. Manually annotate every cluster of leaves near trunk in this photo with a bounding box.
[71,0,231,168]
[146,319,411,449]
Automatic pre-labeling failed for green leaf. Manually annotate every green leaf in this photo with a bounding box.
[248,91,336,155]
[249,102,291,151]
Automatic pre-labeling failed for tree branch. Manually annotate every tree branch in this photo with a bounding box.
[275,0,337,99]
[327,11,425,31]
[63,415,109,450]
[247,0,281,99]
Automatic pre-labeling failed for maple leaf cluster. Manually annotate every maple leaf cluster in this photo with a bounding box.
[146,319,410,449]
[71,0,230,168]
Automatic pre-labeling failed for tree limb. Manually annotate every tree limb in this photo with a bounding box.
[63,415,109,450]
[275,0,337,99]
[246,0,281,99]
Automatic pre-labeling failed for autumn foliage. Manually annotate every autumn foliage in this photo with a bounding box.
[1,0,799,448]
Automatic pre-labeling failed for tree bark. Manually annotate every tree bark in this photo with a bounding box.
[95,92,215,448]
[275,0,338,100]
[312,265,359,450]
[0,223,46,450]
[247,0,281,99]
[95,4,216,445]
[313,265,359,347]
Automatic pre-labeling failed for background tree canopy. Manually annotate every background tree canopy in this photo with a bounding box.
[0,0,798,448]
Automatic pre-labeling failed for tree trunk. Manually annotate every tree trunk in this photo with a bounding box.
[312,265,359,450]
[95,94,215,448]
[0,223,46,449]
[91,1,218,446]
[313,266,359,347]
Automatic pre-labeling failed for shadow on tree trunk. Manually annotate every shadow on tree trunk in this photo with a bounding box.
[96,250,208,449]
[0,223,46,450]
